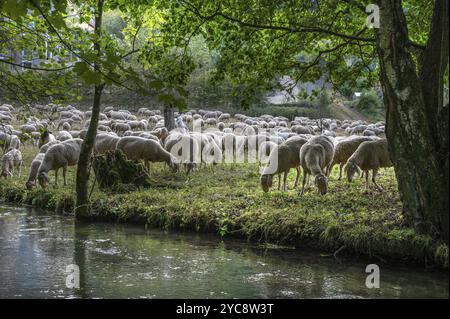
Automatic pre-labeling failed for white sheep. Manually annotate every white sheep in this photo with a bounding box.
[26,153,45,189]
[328,136,378,180]
[56,131,73,142]
[299,135,335,195]
[1,148,23,178]
[116,136,178,172]
[39,140,61,153]
[345,138,392,192]
[260,136,308,192]
[38,130,56,148]
[37,138,83,188]
[94,133,121,155]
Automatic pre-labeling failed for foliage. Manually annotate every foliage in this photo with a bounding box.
[92,150,152,190]
[351,90,384,122]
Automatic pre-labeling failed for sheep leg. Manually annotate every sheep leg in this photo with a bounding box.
[294,167,300,188]
[372,169,383,191]
[327,164,334,177]
[283,171,288,192]
[63,166,67,186]
[301,173,308,195]
[277,173,281,190]
[364,170,369,192]
[338,163,344,180]
[18,161,23,178]
[54,169,59,186]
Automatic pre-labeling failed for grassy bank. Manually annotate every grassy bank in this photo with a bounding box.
[0,145,448,268]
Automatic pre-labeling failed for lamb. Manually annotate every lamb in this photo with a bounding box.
[37,138,83,188]
[116,136,178,172]
[260,136,308,192]
[299,135,335,195]
[38,130,56,148]
[345,138,393,192]
[328,136,378,180]
[1,148,23,178]
[26,153,45,189]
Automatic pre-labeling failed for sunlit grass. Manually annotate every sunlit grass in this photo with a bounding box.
[0,143,447,268]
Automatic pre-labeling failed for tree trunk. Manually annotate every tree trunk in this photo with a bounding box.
[75,84,103,218]
[164,105,176,131]
[375,0,448,243]
[75,0,104,219]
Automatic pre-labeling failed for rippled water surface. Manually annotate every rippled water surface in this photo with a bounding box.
[0,205,448,298]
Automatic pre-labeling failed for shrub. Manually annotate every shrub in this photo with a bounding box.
[351,90,384,121]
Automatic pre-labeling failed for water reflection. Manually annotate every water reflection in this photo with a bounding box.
[0,205,448,299]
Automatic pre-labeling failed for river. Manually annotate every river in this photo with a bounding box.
[0,205,448,298]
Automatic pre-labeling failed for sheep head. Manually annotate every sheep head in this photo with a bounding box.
[314,174,328,195]
[345,161,360,182]
[168,155,179,172]
[1,170,12,178]
[38,172,49,188]
[260,174,273,193]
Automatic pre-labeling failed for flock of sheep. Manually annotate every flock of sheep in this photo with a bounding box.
[0,102,393,194]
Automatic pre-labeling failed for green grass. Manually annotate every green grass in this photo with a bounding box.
[0,144,448,268]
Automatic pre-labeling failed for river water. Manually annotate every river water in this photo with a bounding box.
[0,205,448,299]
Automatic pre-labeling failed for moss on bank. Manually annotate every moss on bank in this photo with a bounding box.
[0,145,448,268]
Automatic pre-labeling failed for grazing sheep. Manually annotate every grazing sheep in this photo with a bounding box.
[94,133,121,155]
[116,136,178,172]
[1,134,21,153]
[61,122,72,131]
[38,130,56,148]
[1,148,23,178]
[217,122,225,131]
[218,113,230,122]
[38,138,83,188]
[112,122,131,135]
[176,117,188,133]
[164,133,200,174]
[56,130,73,142]
[291,125,314,135]
[26,153,45,189]
[260,136,308,192]
[300,135,334,195]
[345,138,392,192]
[39,140,60,153]
[328,136,378,180]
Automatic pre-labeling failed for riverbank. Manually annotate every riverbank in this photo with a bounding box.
[0,146,448,268]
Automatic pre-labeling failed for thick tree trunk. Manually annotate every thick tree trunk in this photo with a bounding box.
[164,105,176,131]
[375,0,448,243]
[75,0,104,219]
